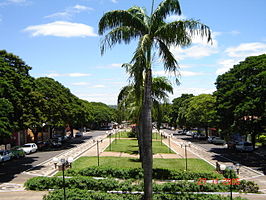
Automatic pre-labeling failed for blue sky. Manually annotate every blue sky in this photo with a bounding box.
[0,0,265,105]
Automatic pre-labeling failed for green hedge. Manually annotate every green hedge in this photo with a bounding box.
[25,176,137,192]
[25,176,259,193]
[63,166,223,180]
[43,189,247,200]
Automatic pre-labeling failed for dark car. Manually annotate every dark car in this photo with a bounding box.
[75,132,83,137]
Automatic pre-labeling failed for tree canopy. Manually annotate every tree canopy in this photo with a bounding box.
[215,54,266,145]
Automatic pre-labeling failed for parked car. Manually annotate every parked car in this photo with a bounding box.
[212,137,226,145]
[10,146,25,158]
[47,139,62,148]
[20,143,38,154]
[0,150,12,162]
[75,132,83,137]
[235,142,254,152]
[173,130,183,136]
[194,133,206,139]
[36,141,49,150]
[186,131,193,136]
[207,136,216,143]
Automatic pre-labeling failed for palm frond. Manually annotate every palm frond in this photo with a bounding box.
[127,6,149,25]
[100,26,142,55]
[152,0,181,23]
[157,39,179,72]
[156,20,212,46]
[152,76,173,103]
[117,85,133,105]
[98,10,147,35]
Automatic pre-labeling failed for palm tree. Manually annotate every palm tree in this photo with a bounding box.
[98,1,211,199]
[118,76,173,162]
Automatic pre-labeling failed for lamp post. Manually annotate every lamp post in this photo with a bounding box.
[168,135,172,153]
[93,139,102,166]
[230,169,233,200]
[109,133,112,151]
[181,142,191,171]
[235,163,240,175]
[53,156,73,200]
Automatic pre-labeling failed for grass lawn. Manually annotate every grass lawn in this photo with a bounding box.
[72,156,215,172]
[114,131,162,140]
[105,139,174,154]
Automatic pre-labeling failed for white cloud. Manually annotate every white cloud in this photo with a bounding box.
[111,0,118,3]
[72,82,90,86]
[215,59,240,75]
[171,87,216,98]
[96,63,122,69]
[76,93,117,104]
[225,42,266,58]
[8,0,26,2]
[46,72,91,78]
[170,31,218,60]
[45,4,93,19]
[172,45,218,60]
[91,84,105,88]
[166,14,186,22]
[230,30,240,35]
[0,0,28,6]
[24,21,97,37]
[153,70,205,77]
[216,42,266,75]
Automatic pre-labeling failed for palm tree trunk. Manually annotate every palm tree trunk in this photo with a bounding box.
[136,122,143,163]
[142,67,153,200]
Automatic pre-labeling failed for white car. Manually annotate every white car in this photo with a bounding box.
[235,142,254,152]
[173,130,183,136]
[212,137,226,145]
[186,131,193,136]
[0,150,12,162]
[20,143,38,154]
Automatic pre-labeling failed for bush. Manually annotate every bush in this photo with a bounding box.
[25,176,138,192]
[43,189,247,200]
[64,166,222,180]
[223,169,237,179]
[25,176,259,194]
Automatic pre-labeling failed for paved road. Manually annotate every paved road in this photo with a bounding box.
[163,129,266,175]
[0,130,107,184]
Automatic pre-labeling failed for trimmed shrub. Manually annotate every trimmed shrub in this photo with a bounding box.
[43,189,247,200]
[25,176,259,194]
[64,166,223,180]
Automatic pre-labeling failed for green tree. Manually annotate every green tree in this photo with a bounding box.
[0,50,39,135]
[35,77,75,136]
[98,1,211,198]
[171,94,194,128]
[215,54,266,146]
[185,94,217,135]
[0,98,13,142]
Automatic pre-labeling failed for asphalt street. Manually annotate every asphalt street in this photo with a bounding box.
[0,130,107,184]
[164,129,266,175]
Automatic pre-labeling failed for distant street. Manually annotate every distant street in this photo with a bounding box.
[0,130,108,184]
[163,129,266,175]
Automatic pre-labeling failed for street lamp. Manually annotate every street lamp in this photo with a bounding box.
[53,156,73,200]
[168,135,171,153]
[235,163,240,175]
[93,139,103,166]
[109,133,112,151]
[181,142,191,171]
